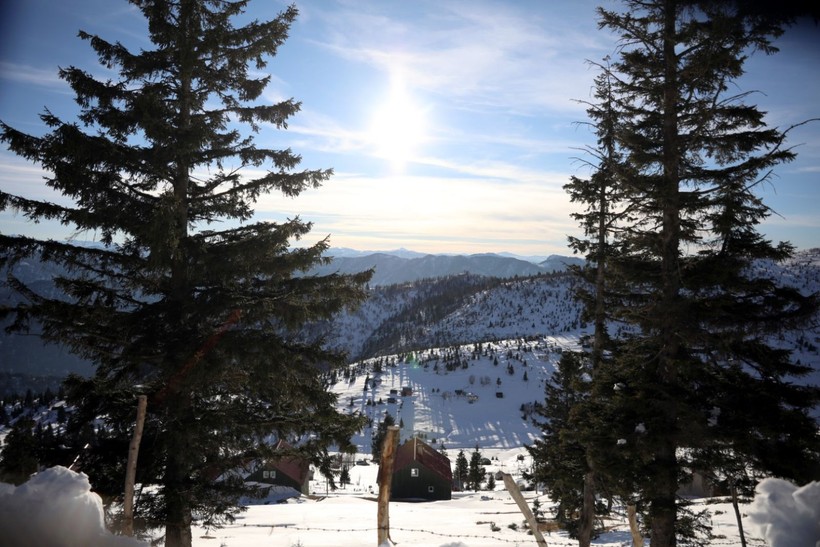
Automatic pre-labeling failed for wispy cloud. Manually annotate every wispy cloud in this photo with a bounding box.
[253,169,578,254]
[0,153,78,211]
[0,62,64,89]
[309,0,610,115]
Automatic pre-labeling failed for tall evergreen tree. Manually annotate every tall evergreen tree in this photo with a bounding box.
[0,2,370,545]
[527,351,596,539]
[468,445,485,492]
[588,1,820,545]
[0,417,39,485]
[454,449,469,491]
[563,61,629,546]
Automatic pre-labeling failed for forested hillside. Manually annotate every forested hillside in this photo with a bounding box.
[310,271,585,361]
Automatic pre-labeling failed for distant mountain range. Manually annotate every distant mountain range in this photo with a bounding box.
[313,250,585,286]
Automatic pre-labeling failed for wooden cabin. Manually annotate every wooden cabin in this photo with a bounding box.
[245,440,311,495]
[390,437,452,501]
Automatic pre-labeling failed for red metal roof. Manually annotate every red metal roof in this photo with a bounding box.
[271,439,310,485]
[393,437,452,481]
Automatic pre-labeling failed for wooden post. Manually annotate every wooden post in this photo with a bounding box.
[377,425,400,546]
[627,504,644,547]
[729,479,747,547]
[501,473,548,547]
[123,394,148,536]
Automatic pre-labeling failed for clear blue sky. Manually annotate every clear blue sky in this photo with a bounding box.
[1,0,818,257]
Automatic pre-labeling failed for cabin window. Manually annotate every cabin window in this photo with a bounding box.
[410,468,419,477]
[263,470,276,479]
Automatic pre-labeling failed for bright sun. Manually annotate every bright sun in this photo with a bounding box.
[368,73,426,171]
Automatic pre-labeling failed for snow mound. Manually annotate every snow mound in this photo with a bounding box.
[0,466,147,547]
[748,478,820,547]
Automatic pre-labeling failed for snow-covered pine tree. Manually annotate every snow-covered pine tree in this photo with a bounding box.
[0,1,370,545]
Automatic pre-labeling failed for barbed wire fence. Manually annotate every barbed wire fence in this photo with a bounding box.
[229,520,769,546]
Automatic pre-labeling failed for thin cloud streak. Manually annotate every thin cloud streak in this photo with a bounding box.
[310,0,610,115]
[0,62,65,89]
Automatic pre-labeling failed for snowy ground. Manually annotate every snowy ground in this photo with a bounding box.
[189,453,806,547]
[3,460,818,547]
[3,332,819,545]
[182,338,818,547]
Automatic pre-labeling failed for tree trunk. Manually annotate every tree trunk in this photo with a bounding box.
[164,448,193,547]
[164,393,193,547]
[578,471,595,547]
[651,1,682,545]
[649,440,678,547]
[123,394,147,536]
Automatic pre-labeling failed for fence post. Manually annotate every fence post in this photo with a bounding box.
[502,472,548,547]
[377,425,400,546]
[123,394,148,536]
[627,504,644,547]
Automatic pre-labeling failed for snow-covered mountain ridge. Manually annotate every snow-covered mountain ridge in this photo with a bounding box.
[308,271,586,362]
[1,248,818,395]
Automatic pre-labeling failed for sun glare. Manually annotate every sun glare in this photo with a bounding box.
[367,73,427,171]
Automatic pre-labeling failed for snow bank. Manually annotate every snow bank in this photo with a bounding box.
[748,478,820,547]
[0,466,147,547]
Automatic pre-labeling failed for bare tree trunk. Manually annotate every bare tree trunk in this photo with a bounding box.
[501,473,548,547]
[628,504,644,547]
[123,395,147,536]
[377,425,400,546]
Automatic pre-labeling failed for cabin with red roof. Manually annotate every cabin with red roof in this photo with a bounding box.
[245,440,311,495]
[390,437,452,501]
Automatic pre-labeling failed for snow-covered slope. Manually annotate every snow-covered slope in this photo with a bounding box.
[321,248,820,454]
[328,336,579,453]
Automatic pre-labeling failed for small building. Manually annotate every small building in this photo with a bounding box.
[245,440,311,495]
[390,437,452,501]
